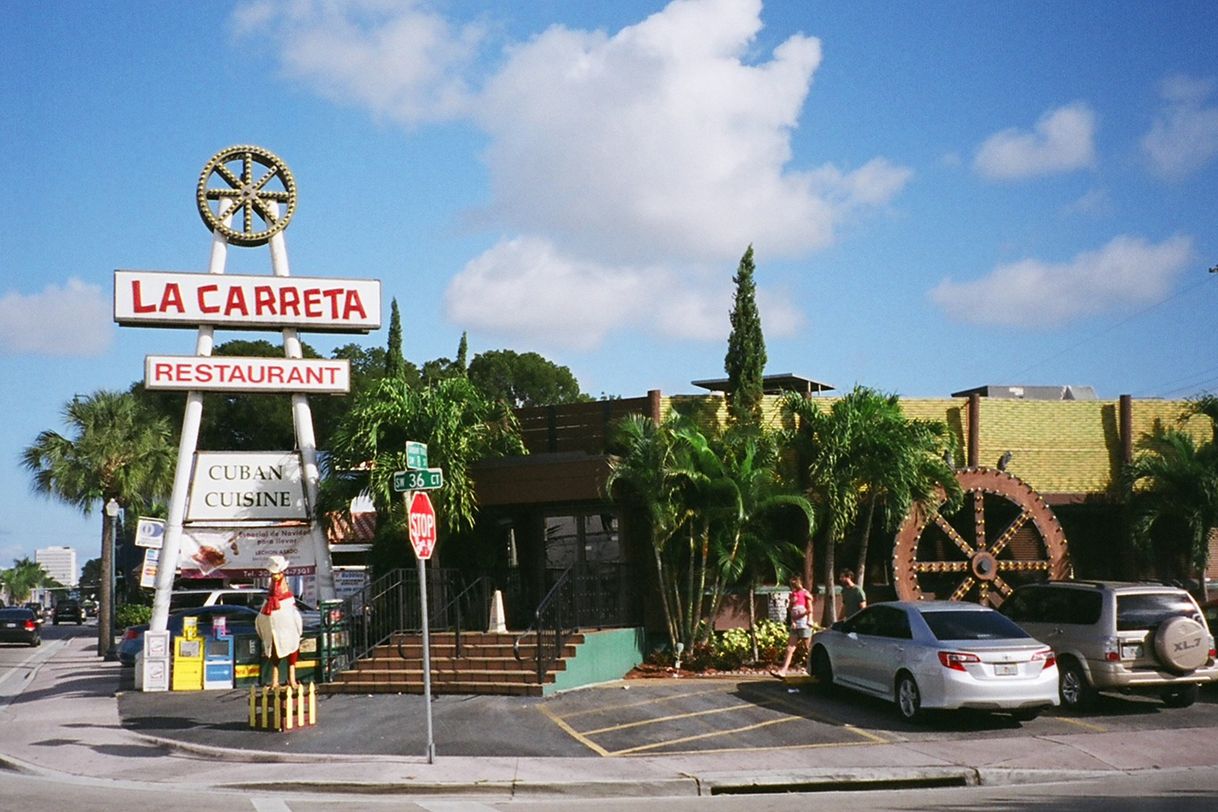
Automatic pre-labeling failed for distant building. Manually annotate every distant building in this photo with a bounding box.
[36,546,78,588]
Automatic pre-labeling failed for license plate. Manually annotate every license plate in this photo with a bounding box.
[994,663,1018,676]
[1121,644,1142,660]
[2,622,15,628]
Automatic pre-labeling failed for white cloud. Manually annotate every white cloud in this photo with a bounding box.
[929,234,1193,328]
[1142,74,1218,178]
[471,0,910,264]
[973,102,1096,180]
[0,279,113,357]
[232,0,483,126]
[1061,187,1112,218]
[446,236,803,349]
[243,0,911,347]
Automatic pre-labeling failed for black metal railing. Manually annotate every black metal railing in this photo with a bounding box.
[514,567,577,683]
[396,575,493,660]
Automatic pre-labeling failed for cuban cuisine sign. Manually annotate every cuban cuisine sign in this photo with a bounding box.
[114,270,381,332]
[145,355,350,394]
[177,525,316,578]
[186,451,308,523]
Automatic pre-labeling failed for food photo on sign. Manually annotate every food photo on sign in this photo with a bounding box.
[177,525,316,578]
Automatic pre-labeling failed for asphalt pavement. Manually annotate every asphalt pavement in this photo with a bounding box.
[3,633,1218,799]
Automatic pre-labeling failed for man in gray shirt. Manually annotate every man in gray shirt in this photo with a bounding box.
[838,569,867,617]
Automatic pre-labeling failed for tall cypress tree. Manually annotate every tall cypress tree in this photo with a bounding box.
[456,331,469,375]
[724,245,766,427]
[385,298,405,379]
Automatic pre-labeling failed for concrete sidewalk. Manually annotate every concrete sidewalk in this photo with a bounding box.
[2,635,1217,798]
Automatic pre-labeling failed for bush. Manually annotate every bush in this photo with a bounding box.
[115,603,152,629]
[713,619,794,669]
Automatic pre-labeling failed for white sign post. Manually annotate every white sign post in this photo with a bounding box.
[118,146,382,647]
[408,490,439,762]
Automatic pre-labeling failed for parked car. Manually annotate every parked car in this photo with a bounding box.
[1000,581,1218,710]
[53,599,85,625]
[808,601,1059,723]
[23,603,45,625]
[169,588,320,627]
[81,598,98,617]
[117,605,263,666]
[0,607,42,646]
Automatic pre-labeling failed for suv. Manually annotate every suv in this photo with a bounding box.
[1001,581,1218,710]
[53,599,85,625]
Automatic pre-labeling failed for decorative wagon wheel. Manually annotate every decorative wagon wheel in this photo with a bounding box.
[892,467,1071,608]
[196,145,296,246]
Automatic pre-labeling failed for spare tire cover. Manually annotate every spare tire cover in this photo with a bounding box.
[1153,616,1209,674]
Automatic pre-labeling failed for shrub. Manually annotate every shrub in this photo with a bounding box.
[713,619,793,669]
[115,603,152,629]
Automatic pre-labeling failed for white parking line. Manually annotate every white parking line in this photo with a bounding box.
[250,798,292,812]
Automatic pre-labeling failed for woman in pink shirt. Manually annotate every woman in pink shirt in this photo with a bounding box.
[774,576,813,677]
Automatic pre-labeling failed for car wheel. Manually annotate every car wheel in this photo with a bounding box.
[54,620,60,626]
[1161,684,1199,708]
[1011,708,1041,723]
[30,638,40,647]
[1058,658,1097,711]
[895,672,924,723]
[810,646,834,690]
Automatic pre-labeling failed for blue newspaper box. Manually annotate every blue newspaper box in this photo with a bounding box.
[203,634,234,690]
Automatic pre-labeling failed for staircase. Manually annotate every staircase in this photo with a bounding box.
[321,631,584,697]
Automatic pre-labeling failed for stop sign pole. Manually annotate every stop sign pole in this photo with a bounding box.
[406,489,438,763]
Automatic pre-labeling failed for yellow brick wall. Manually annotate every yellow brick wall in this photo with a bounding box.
[654,393,1210,498]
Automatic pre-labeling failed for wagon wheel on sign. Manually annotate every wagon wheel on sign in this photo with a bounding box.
[196,145,297,246]
[892,467,1071,608]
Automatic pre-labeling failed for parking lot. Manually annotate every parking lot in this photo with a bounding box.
[534,675,1218,758]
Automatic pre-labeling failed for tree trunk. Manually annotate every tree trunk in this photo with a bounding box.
[856,496,877,589]
[821,533,837,627]
[748,580,759,663]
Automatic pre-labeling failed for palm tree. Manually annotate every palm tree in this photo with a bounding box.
[1126,414,1218,602]
[709,427,813,659]
[21,390,175,655]
[1,558,57,604]
[605,413,690,650]
[781,386,951,625]
[849,397,960,587]
[321,375,525,571]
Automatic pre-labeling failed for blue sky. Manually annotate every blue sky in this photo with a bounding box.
[3,0,1217,574]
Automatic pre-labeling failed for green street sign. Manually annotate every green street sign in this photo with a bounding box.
[393,468,444,492]
[405,441,428,470]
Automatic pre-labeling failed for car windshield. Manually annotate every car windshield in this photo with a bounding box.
[921,609,1031,641]
[1116,593,1199,631]
[0,609,33,619]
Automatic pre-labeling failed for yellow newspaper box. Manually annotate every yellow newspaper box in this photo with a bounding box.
[171,616,204,691]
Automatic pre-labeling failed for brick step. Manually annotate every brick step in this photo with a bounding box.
[386,632,586,646]
[354,656,568,673]
[370,643,579,660]
[335,667,550,685]
[321,680,543,697]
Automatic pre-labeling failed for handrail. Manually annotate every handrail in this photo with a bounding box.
[397,575,492,660]
[513,566,576,683]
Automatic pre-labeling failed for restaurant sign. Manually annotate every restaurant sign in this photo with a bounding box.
[186,451,308,523]
[114,270,381,332]
[178,524,316,578]
[145,355,350,394]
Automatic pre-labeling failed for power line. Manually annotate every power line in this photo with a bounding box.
[1003,270,1218,383]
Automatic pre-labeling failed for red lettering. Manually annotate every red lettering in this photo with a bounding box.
[287,366,304,384]
[197,284,219,314]
[321,288,342,318]
[132,280,157,314]
[343,291,368,321]
[280,287,301,316]
[153,362,172,381]
[269,366,285,384]
[224,287,248,316]
[304,288,322,318]
[254,286,276,315]
[306,367,324,385]
[160,283,185,313]
[175,362,193,382]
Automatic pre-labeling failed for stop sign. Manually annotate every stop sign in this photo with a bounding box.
[407,491,437,559]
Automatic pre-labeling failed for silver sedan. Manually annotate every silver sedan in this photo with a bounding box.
[808,601,1059,722]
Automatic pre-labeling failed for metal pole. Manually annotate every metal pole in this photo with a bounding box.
[417,554,436,763]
